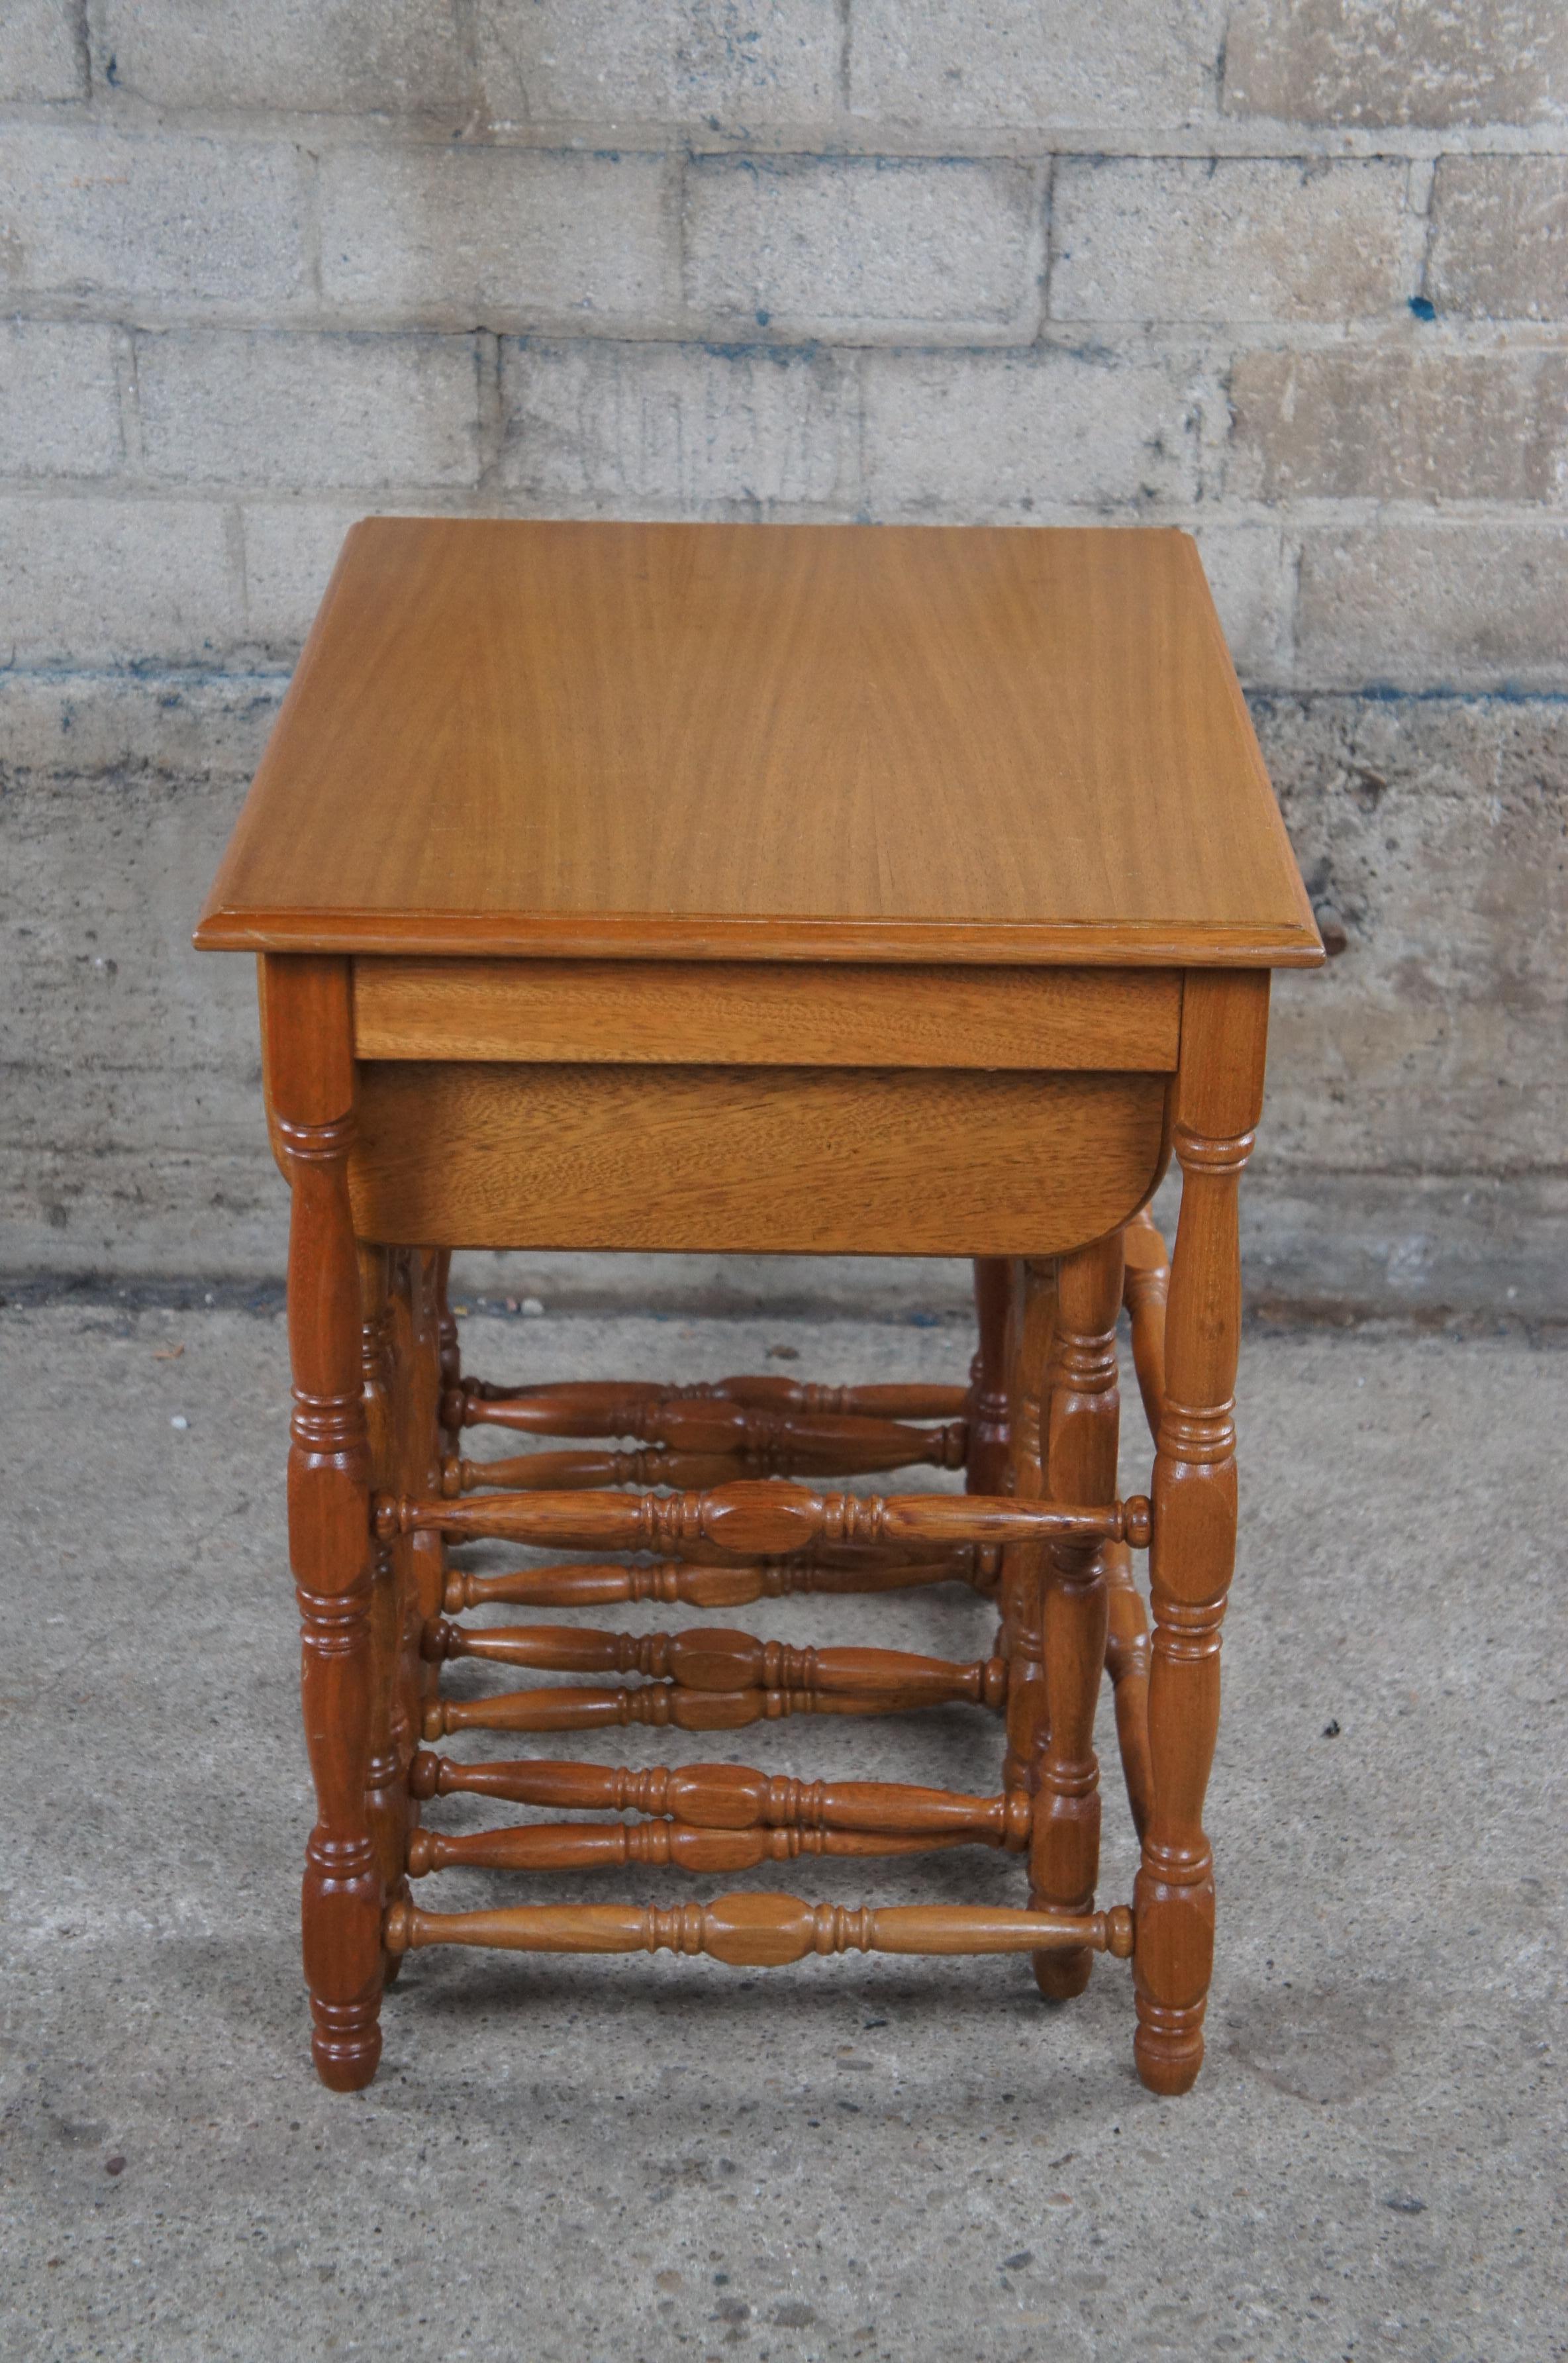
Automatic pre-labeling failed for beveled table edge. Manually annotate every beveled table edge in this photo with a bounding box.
[193,905,1326,968]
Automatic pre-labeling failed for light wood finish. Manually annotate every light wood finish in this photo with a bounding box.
[997,1260,1056,1795]
[966,1257,1013,1495]
[1031,1229,1123,2000]
[434,1249,461,1454]
[1134,970,1269,2096]
[352,958,1182,1068]
[458,1374,971,1428]
[197,521,1320,967]
[1124,1206,1171,1440]
[201,518,1316,2097]
[379,1477,1149,1556]
[457,1398,965,1464]
[1108,1218,1165,1840]
[443,1552,985,1611]
[376,1246,457,1982]
[407,1821,974,1873]
[357,1246,406,1930]
[403,1252,452,1822]
[446,1444,750,1495]
[346,1062,1171,1256]
[376,1252,418,1982]
[422,1679,952,1736]
[440,1409,967,1491]
[403,1751,1026,1876]
[262,955,383,2092]
[1104,1540,1155,1843]
[410,1752,1030,1845]
[385,1891,1136,1965]
[426,1617,1007,1705]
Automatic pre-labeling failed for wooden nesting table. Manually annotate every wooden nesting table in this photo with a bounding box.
[196,517,1322,2095]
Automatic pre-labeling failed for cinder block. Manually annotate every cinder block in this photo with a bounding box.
[849,0,1227,128]
[1428,159,1568,321]
[1229,345,1568,502]
[686,156,1038,336]
[1297,521,1568,689]
[1052,158,1418,323]
[0,495,242,664]
[1190,522,1293,682]
[500,338,855,507]
[1223,0,1568,128]
[136,330,481,489]
[0,321,122,478]
[1257,692,1568,1180]
[95,0,469,113]
[476,0,838,124]
[0,668,283,781]
[0,0,82,99]
[860,345,1202,515]
[0,677,283,1274]
[0,126,309,309]
[241,501,379,652]
[318,146,676,323]
[242,498,461,651]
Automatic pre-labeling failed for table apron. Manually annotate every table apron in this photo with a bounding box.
[345,1061,1173,1256]
[350,958,1182,1072]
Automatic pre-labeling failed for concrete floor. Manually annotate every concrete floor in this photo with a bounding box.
[1,1300,1563,2363]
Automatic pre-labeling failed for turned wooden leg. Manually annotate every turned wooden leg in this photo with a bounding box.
[434,1247,461,1453]
[1102,1539,1153,1842]
[358,1246,407,1959]
[999,1261,1054,1795]
[1030,1231,1122,1999]
[1134,971,1269,2096]
[378,1250,440,1982]
[1104,1213,1163,1840]
[1122,1207,1170,1442]
[409,1252,450,1730]
[265,955,383,2092]
[967,1257,1012,1494]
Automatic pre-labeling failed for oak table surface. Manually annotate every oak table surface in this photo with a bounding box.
[195,517,1319,969]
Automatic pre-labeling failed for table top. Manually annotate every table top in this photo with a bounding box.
[195,518,1321,968]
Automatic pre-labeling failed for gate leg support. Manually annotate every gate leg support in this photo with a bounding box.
[1134,971,1268,2095]
[1030,1230,1122,2001]
[267,954,384,2092]
[967,1258,1012,1494]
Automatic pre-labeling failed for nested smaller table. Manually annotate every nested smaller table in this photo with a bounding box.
[197,518,1321,2094]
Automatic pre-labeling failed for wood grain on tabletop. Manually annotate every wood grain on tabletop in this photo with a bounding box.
[196,519,1321,968]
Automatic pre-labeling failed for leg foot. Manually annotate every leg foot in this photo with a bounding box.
[310,1997,383,2091]
[1133,2006,1204,2095]
[1033,1946,1094,2003]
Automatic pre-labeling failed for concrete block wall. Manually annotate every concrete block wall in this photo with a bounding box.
[2,1,1565,1317]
